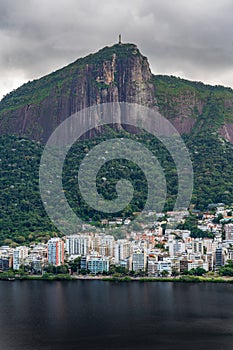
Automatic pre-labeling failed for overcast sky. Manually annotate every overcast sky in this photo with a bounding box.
[1,0,233,100]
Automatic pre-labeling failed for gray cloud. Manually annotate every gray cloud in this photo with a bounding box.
[1,0,233,99]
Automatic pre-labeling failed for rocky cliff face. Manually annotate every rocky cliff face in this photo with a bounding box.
[1,43,233,143]
[152,75,233,141]
[0,44,155,142]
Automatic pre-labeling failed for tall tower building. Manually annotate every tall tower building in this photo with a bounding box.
[47,238,64,266]
[65,235,91,256]
[114,239,131,263]
[13,246,28,270]
[132,247,147,272]
[215,245,223,268]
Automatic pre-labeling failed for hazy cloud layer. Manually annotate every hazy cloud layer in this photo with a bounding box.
[1,0,233,99]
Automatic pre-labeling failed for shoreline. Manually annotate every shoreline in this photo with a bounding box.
[1,274,233,283]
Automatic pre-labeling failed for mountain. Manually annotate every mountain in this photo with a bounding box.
[1,42,233,143]
[1,42,233,245]
[0,43,154,142]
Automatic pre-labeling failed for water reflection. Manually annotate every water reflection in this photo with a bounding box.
[0,281,233,350]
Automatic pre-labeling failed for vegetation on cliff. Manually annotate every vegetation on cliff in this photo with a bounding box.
[1,125,233,245]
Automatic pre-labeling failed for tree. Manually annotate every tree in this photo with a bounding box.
[171,268,179,277]
[213,214,223,224]
[44,264,54,273]
[161,270,169,277]
[219,260,233,276]
[131,222,141,232]
[57,265,69,274]
[154,243,165,250]
[68,257,81,273]
[194,267,206,276]
[219,267,233,276]
[185,267,206,276]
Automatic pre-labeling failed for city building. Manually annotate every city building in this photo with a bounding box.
[225,224,233,241]
[0,257,10,271]
[179,258,188,273]
[87,256,110,273]
[192,238,204,255]
[47,238,64,266]
[65,235,91,256]
[148,257,158,276]
[157,259,172,276]
[13,246,28,270]
[132,247,147,272]
[114,239,131,264]
[215,246,223,268]
[99,235,115,257]
[168,239,185,257]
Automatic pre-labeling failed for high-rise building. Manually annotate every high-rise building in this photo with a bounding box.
[204,253,214,271]
[65,235,91,256]
[92,234,103,252]
[215,246,223,268]
[132,247,147,272]
[192,238,204,254]
[47,238,64,266]
[114,239,131,263]
[168,239,185,257]
[13,246,28,270]
[179,258,188,273]
[203,238,216,254]
[148,257,158,276]
[225,224,233,241]
[99,235,115,257]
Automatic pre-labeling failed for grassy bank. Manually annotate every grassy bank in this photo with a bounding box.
[102,276,233,283]
[1,273,233,283]
[0,273,73,281]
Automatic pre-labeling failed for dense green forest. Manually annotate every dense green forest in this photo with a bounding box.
[1,124,233,245]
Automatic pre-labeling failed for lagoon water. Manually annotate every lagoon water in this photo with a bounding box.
[0,280,233,350]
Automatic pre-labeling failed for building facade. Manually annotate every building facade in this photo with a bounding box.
[47,238,64,266]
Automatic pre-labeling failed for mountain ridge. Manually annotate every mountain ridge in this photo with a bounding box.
[1,42,233,142]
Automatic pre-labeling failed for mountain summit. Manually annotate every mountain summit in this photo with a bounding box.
[0,43,155,142]
[1,42,233,142]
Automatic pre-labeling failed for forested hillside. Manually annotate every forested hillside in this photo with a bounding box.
[1,127,233,245]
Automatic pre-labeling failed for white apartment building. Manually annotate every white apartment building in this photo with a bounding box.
[192,238,204,254]
[202,238,215,254]
[13,246,28,270]
[157,259,172,275]
[65,235,91,256]
[114,239,131,264]
[168,239,186,257]
[99,235,115,257]
[188,259,209,271]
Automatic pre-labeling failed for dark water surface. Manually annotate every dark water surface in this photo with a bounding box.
[0,280,233,350]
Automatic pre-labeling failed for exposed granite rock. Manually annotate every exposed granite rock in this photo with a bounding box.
[1,42,233,142]
[0,44,155,142]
